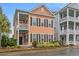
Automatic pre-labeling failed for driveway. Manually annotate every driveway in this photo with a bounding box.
[0,46,79,56]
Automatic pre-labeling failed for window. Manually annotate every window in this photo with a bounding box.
[76,35,79,41]
[51,35,53,40]
[45,19,48,27]
[32,34,37,42]
[31,17,37,26]
[69,34,73,41]
[48,35,52,42]
[40,34,44,43]
[48,20,51,27]
[40,18,44,26]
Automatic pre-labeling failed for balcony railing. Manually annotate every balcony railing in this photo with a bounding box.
[61,29,79,34]
[17,23,28,30]
[60,16,78,22]
[76,29,79,34]
[19,23,28,30]
[61,29,74,34]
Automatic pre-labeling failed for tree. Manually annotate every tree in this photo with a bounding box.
[1,35,16,47]
[0,7,10,48]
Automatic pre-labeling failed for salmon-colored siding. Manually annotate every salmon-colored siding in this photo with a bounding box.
[30,26,54,34]
[29,10,55,35]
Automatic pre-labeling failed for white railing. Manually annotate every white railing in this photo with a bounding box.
[19,23,28,30]
[76,29,79,34]
[68,29,74,33]
[60,17,67,22]
[61,29,74,34]
[60,16,74,22]
[69,16,74,20]
[61,30,67,34]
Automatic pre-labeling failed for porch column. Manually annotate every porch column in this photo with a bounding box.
[17,12,19,45]
[53,18,55,41]
[28,16,31,45]
[58,13,60,41]
[66,8,69,45]
[74,10,76,45]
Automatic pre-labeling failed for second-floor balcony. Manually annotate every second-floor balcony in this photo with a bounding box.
[60,29,79,34]
[60,29,74,34]
[60,16,79,23]
[16,23,28,30]
[19,23,28,30]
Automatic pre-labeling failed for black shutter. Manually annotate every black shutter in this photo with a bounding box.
[37,18,38,26]
[44,19,46,27]
[39,18,40,26]
[30,17,32,26]
[47,19,48,27]
[51,20,53,28]
[30,34,32,42]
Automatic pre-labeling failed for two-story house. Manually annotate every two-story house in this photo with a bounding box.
[13,4,55,46]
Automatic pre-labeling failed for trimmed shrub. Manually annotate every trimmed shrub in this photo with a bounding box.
[49,40,60,47]
[43,42,48,48]
[48,43,55,47]
[16,46,21,48]
[54,42,60,47]
[32,41,38,47]
[37,44,44,48]
[9,38,16,47]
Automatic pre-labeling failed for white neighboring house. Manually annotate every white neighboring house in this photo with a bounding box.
[57,3,79,45]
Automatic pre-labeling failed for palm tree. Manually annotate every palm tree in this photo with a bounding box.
[0,7,10,47]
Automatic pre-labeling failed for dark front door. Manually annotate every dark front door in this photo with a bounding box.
[19,37,22,45]
[61,37,64,46]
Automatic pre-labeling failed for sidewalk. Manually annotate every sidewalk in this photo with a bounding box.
[0,46,72,56]
[0,46,78,56]
[0,47,61,53]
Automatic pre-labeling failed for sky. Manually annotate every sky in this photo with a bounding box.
[0,3,67,33]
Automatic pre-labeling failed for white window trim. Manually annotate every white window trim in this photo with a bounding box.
[48,19,51,27]
[32,16,36,26]
[40,18,44,27]
[32,33,37,42]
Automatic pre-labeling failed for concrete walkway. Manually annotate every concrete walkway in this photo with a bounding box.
[0,46,76,56]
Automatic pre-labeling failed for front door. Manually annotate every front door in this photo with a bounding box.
[19,37,22,45]
[61,37,64,46]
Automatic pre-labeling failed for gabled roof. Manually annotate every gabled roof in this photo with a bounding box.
[59,3,79,13]
[31,4,55,16]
